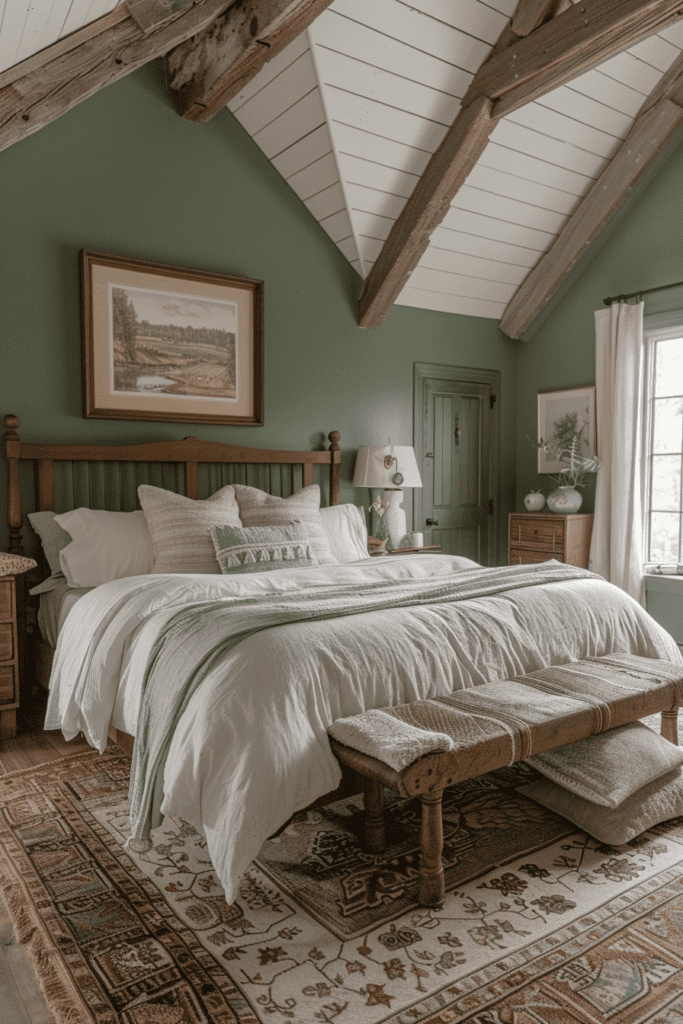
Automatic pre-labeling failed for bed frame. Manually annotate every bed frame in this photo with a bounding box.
[4,413,341,750]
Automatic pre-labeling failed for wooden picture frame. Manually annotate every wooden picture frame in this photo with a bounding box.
[537,385,596,474]
[81,250,264,425]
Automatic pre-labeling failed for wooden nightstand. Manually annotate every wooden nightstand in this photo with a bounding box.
[508,513,594,569]
[0,574,19,739]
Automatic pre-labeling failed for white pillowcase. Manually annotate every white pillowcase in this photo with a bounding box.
[138,483,242,574]
[319,504,368,562]
[55,508,155,587]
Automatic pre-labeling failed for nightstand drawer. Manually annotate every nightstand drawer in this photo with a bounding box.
[509,518,564,551]
[0,622,13,661]
[508,513,593,569]
[510,548,563,565]
[0,665,16,706]
[0,581,13,621]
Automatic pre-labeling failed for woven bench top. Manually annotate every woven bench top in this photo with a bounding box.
[328,654,683,798]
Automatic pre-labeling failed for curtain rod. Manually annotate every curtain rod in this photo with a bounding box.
[603,279,683,306]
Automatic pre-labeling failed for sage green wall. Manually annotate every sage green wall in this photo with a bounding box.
[515,134,683,512]
[1,61,517,557]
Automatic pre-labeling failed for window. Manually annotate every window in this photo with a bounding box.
[644,315,683,565]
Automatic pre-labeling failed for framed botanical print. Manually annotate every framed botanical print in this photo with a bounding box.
[537,385,596,474]
[81,250,264,425]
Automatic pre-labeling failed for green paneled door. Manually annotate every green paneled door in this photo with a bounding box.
[422,377,492,561]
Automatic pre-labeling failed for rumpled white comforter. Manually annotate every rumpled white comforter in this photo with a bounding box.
[45,555,682,903]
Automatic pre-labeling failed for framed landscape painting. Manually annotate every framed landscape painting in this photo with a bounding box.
[81,250,264,425]
[537,385,596,474]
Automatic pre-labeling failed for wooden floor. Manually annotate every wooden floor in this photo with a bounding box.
[0,701,91,1024]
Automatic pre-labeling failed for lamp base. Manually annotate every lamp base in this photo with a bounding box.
[382,489,406,549]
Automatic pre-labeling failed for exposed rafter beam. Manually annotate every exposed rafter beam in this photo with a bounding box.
[0,0,230,154]
[500,55,683,339]
[358,0,683,329]
[358,0,557,329]
[166,0,335,123]
[464,0,683,119]
[511,0,571,37]
[358,97,494,330]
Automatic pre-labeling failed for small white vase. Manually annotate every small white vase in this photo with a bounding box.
[524,492,545,512]
[546,485,582,514]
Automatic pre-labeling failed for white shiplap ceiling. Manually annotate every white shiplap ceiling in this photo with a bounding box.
[3,0,683,325]
[0,0,119,73]
[227,0,683,321]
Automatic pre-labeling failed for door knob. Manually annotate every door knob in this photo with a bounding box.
[426,518,439,526]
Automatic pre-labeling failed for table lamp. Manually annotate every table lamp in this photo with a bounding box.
[353,444,422,548]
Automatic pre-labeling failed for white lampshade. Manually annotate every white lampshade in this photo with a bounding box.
[352,445,423,489]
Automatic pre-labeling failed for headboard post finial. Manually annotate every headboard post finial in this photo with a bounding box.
[4,414,23,554]
[328,431,341,507]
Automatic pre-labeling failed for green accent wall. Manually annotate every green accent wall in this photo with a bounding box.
[515,133,683,513]
[0,60,516,558]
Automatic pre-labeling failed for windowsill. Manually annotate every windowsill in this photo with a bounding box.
[644,574,683,593]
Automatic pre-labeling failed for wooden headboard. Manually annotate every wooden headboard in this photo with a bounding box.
[4,414,341,556]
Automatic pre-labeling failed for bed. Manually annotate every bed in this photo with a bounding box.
[5,413,682,905]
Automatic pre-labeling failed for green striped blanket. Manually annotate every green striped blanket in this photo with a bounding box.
[127,560,599,851]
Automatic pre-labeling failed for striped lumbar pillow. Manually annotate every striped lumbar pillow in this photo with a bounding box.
[211,523,317,574]
[138,484,242,574]
[233,484,337,565]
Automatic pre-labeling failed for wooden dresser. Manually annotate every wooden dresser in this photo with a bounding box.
[0,575,19,739]
[508,513,594,569]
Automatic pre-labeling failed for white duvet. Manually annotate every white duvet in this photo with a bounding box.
[45,555,682,903]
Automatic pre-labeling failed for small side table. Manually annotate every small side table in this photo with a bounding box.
[508,513,593,569]
[0,575,20,740]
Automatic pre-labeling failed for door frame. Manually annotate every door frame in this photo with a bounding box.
[413,362,501,566]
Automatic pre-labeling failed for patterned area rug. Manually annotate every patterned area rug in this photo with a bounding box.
[3,749,683,1023]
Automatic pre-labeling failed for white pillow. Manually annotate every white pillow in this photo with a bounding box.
[138,483,242,574]
[27,510,71,575]
[319,504,368,562]
[233,484,337,565]
[55,508,155,587]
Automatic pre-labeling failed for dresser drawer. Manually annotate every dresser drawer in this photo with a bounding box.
[509,517,565,552]
[510,548,564,565]
[0,581,13,621]
[0,665,17,706]
[0,622,13,662]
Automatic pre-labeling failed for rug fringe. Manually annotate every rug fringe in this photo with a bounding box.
[0,848,94,1024]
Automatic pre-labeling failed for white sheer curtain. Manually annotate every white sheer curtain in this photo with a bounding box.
[589,301,645,604]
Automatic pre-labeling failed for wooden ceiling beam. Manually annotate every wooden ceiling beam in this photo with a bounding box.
[357,0,561,330]
[165,0,335,123]
[358,97,494,330]
[464,0,683,119]
[500,55,683,339]
[0,0,230,154]
[511,0,571,37]
[358,0,683,329]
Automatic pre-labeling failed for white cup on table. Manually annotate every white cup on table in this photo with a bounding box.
[409,531,424,548]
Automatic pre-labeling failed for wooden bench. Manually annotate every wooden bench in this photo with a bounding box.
[328,654,682,907]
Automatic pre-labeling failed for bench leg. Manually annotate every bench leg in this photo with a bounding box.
[364,778,386,853]
[661,707,679,745]
[419,792,445,907]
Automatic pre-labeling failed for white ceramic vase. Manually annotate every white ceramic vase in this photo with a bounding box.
[524,491,545,512]
[546,485,582,514]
